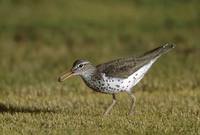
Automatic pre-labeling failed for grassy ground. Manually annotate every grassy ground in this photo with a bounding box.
[0,0,200,134]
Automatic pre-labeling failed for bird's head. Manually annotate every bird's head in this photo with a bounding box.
[58,59,95,82]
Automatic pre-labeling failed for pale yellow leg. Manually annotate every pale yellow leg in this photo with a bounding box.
[127,92,136,115]
[104,94,116,116]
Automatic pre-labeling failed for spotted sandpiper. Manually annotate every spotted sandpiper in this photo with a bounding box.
[58,43,175,115]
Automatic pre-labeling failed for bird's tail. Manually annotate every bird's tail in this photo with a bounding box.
[141,43,175,59]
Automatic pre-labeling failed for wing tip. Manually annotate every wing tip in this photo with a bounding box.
[163,43,176,49]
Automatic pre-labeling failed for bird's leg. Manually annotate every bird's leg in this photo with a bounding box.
[127,92,136,115]
[104,94,116,116]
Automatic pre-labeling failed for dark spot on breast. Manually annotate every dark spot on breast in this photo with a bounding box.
[135,73,138,76]
[100,87,105,90]
[128,81,131,83]
[115,85,120,88]
[118,80,120,82]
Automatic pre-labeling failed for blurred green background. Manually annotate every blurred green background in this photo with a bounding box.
[0,0,200,89]
[0,0,200,134]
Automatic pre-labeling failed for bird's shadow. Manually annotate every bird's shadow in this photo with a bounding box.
[0,102,57,114]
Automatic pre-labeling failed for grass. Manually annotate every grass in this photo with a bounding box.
[0,0,200,134]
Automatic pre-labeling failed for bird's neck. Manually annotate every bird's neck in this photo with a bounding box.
[80,67,97,80]
[80,70,97,90]
[81,69,96,79]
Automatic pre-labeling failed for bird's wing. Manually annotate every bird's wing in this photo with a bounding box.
[96,43,175,78]
[96,56,150,78]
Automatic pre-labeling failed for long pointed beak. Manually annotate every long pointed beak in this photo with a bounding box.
[58,71,74,82]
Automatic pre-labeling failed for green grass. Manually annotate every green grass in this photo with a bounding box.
[0,0,200,134]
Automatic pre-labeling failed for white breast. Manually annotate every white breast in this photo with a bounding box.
[102,59,156,92]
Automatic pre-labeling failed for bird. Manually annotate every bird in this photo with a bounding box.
[58,43,175,115]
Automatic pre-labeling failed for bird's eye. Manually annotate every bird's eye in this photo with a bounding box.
[78,64,83,68]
